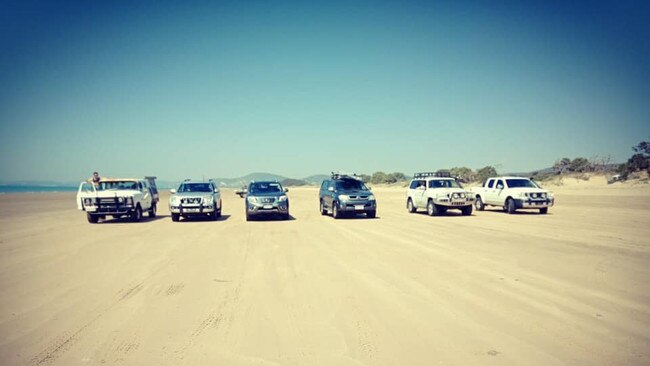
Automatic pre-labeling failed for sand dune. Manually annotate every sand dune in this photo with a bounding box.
[0,181,649,365]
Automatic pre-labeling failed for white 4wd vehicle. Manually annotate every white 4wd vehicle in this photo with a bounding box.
[169,179,222,222]
[470,176,554,214]
[406,172,475,216]
[76,177,159,223]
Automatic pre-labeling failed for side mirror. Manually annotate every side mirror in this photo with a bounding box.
[170,189,176,194]
[328,187,335,192]
[284,187,289,192]
[235,189,247,198]
[214,189,219,193]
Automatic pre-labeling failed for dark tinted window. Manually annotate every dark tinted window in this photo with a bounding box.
[506,179,537,188]
[409,180,419,189]
[487,179,494,188]
[249,182,283,194]
[428,179,461,188]
[335,179,367,190]
[321,181,329,190]
[179,183,212,193]
[496,180,504,189]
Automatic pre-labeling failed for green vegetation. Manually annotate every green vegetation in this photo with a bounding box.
[618,140,650,180]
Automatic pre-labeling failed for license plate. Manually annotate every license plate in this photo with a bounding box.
[184,208,199,213]
[263,205,273,209]
[355,205,365,210]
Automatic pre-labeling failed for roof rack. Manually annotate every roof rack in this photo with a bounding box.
[331,171,362,181]
[413,171,452,178]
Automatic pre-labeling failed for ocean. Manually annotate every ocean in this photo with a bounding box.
[0,185,78,194]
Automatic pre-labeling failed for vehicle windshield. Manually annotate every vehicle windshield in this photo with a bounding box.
[249,182,283,194]
[178,183,212,193]
[336,179,368,191]
[428,179,462,189]
[506,179,538,188]
[97,181,139,191]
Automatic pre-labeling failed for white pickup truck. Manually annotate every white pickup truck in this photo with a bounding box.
[470,176,554,214]
[76,177,159,223]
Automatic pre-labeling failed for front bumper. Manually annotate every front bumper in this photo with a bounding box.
[434,197,475,207]
[247,202,289,215]
[338,200,376,212]
[170,204,215,215]
[84,204,134,215]
[514,198,554,209]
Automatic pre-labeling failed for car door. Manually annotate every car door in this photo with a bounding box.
[212,182,221,209]
[493,179,507,205]
[325,180,336,208]
[76,181,95,210]
[483,179,496,205]
[413,179,427,207]
[140,181,153,209]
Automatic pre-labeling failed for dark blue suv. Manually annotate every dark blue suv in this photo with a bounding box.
[242,181,290,221]
[319,174,376,219]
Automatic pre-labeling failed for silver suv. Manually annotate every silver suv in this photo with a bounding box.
[169,179,222,221]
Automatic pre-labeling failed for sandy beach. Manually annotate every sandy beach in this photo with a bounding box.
[1,180,649,365]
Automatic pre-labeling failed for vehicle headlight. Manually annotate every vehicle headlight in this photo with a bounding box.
[84,198,93,205]
[204,196,214,204]
[117,197,124,203]
[452,193,460,199]
[339,195,350,201]
[279,195,288,202]
[531,193,538,198]
[170,196,180,204]
[520,192,528,198]
[247,196,258,203]
[368,195,375,201]
[125,197,133,205]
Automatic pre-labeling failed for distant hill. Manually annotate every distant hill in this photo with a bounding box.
[302,174,329,185]
[213,172,289,188]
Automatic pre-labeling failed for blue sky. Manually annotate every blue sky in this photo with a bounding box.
[1,0,648,181]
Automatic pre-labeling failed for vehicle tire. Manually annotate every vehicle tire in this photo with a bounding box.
[427,199,438,216]
[332,202,341,219]
[171,213,180,222]
[283,212,290,220]
[320,200,327,215]
[148,203,157,218]
[475,196,485,211]
[461,205,473,216]
[539,207,548,214]
[131,205,143,222]
[211,209,219,221]
[505,198,516,214]
[437,206,448,215]
[367,210,376,218]
[87,213,99,223]
[216,201,222,217]
[407,198,416,213]
[246,213,252,222]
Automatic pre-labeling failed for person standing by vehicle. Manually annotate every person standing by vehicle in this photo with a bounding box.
[88,171,101,187]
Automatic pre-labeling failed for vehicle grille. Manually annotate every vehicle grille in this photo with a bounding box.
[348,195,369,200]
[261,197,275,204]
[181,197,202,204]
